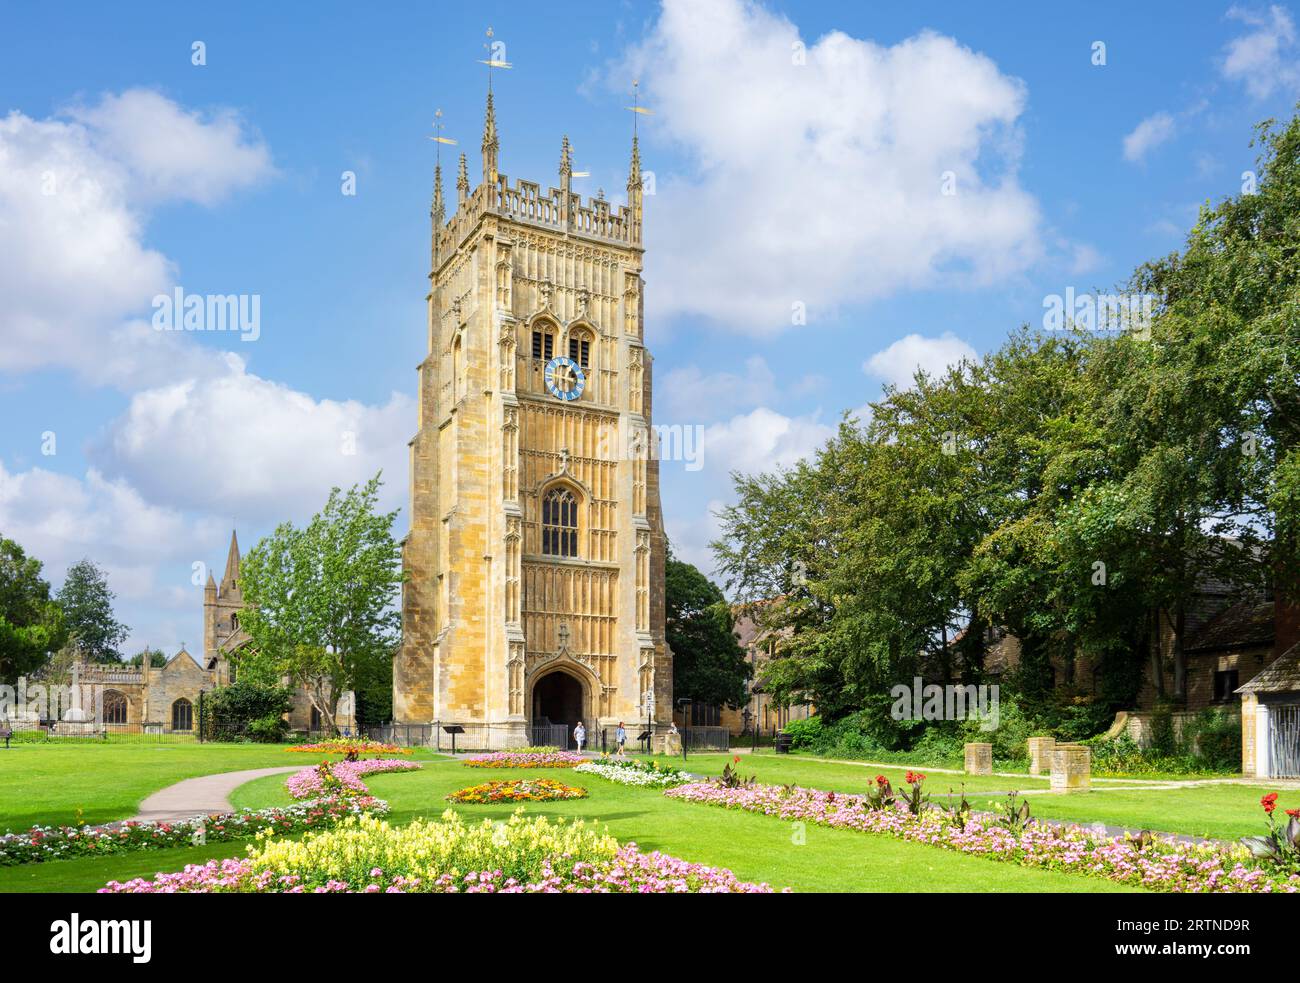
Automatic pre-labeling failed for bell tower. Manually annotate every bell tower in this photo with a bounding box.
[393,85,670,749]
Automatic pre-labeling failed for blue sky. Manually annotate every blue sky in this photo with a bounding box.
[1,0,1298,657]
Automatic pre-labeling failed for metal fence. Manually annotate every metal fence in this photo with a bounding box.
[1,723,199,744]
[681,726,730,751]
[1270,703,1300,778]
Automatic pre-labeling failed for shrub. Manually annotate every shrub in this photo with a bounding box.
[782,716,824,750]
[203,682,293,742]
[248,714,289,744]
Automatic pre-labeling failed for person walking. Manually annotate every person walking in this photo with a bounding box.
[615,721,628,758]
[574,720,586,754]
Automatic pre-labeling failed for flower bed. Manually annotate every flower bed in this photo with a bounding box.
[286,738,411,758]
[665,781,1300,894]
[0,796,386,867]
[100,811,782,893]
[285,759,421,799]
[446,779,588,803]
[462,749,585,769]
[574,759,693,788]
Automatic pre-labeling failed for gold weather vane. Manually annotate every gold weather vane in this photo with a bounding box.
[478,25,513,86]
[625,79,654,132]
[429,108,457,148]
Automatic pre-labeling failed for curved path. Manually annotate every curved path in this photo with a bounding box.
[131,766,302,824]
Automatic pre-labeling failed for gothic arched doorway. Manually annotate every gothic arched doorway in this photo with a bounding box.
[531,670,586,748]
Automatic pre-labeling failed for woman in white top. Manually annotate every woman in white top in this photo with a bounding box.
[573,721,586,753]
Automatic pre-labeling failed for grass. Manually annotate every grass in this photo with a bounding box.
[965,784,1281,841]
[0,742,440,832]
[671,752,1049,794]
[0,744,1281,892]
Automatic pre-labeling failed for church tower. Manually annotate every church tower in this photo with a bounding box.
[393,87,670,749]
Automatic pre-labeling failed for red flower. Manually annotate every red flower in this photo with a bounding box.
[733,756,741,764]
[875,775,887,786]
[1262,792,1279,814]
[1286,809,1299,819]
[905,771,926,785]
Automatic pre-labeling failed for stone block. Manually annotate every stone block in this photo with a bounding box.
[1027,736,1055,776]
[1050,743,1091,792]
[964,742,993,775]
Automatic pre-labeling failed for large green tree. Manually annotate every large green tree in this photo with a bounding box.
[667,553,750,709]
[0,537,66,680]
[237,474,403,735]
[56,558,129,663]
[711,108,1300,726]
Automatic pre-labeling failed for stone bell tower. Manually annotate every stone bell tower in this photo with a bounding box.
[393,86,670,749]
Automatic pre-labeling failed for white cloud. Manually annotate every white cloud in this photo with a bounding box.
[0,90,273,387]
[67,89,274,206]
[618,0,1043,331]
[1222,5,1300,98]
[701,406,834,476]
[0,461,214,602]
[1122,112,1176,163]
[863,331,977,389]
[93,356,412,522]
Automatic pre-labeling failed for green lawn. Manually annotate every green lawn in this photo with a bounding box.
[668,752,1050,795]
[966,784,1278,841]
[0,744,1278,893]
[0,742,441,832]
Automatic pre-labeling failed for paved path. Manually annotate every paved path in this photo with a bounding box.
[131,766,302,824]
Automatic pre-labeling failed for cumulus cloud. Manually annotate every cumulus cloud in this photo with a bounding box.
[863,332,977,389]
[0,461,216,601]
[1122,112,1177,163]
[0,90,273,387]
[93,356,412,522]
[701,406,834,477]
[617,0,1043,331]
[1221,5,1300,98]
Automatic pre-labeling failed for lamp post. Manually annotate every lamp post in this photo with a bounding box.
[644,693,654,755]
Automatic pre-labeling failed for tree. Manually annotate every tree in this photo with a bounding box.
[0,536,66,680]
[128,648,167,668]
[666,553,751,709]
[56,559,129,663]
[237,474,403,736]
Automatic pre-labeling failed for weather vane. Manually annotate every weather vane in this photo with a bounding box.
[625,79,654,135]
[478,25,512,90]
[428,108,457,164]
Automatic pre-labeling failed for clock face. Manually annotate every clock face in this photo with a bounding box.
[544,356,586,402]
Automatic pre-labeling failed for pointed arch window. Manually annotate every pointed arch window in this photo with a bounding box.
[103,690,128,725]
[542,486,579,558]
[171,698,193,732]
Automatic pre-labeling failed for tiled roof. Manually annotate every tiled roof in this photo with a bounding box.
[1186,600,1274,653]
[1238,643,1300,694]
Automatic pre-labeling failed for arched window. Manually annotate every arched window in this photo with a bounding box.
[542,486,579,557]
[103,690,127,725]
[230,613,239,631]
[310,706,322,733]
[171,698,193,732]
[531,327,554,360]
[567,328,592,370]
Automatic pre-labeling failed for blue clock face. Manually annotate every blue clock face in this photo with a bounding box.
[544,356,586,401]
